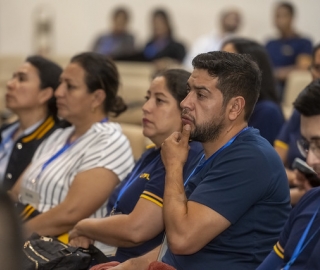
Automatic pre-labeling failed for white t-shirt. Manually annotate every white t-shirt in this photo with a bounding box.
[20,121,134,219]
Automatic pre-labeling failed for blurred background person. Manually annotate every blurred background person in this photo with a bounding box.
[0,189,23,270]
[0,56,63,192]
[9,53,134,246]
[265,1,313,100]
[92,7,135,59]
[274,43,320,205]
[184,8,242,70]
[222,37,284,145]
[117,8,186,69]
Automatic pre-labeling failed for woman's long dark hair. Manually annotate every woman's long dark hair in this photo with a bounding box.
[222,38,280,103]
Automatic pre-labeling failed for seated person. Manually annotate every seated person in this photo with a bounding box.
[68,69,203,261]
[116,9,186,67]
[222,37,284,145]
[257,79,320,270]
[0,56,63,191]
[274,43,320,204]
[9,52,134,243]
[0,189,23,270]
[89,52,291,270]
[265,2,313,100]
[92,7,135,59]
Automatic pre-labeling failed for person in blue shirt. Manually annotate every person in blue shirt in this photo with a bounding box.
[274,43,320,204]
[92,7,135,59]
[69,69,203,262]
[92,51,291,270]
[222,37,284,145]
[257,79,320,270]
[265,2,312,100]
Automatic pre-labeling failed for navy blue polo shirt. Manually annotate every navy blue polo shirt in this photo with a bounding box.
[163,128,290,270]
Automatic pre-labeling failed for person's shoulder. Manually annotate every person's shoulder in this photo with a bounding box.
[265,37,280,47]
[291,187,320,216]
[231,128,277,156]
[299,187,320,206]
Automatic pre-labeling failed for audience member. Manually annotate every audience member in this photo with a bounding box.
[0,189,23,270]
[100,51,291,270]
[117,8,186,67]
[9,52,134,242]
[92,7,135,59]
[265,2,313,100]
[143,9,185,63]
[222,37,284,145]
[0,56,63,191]
[184,9,241,70]
[274,43,320,204]
[257,79,320,270]
[69,69,203,261]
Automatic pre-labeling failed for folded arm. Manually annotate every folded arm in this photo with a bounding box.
[69,197,164,247]
[24,167,119,237]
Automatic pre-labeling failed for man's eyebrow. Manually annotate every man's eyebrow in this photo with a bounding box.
[310,136,320,141]
[187,82,210,92]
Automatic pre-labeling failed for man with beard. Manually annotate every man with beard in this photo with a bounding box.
[257,79,320,270]
[89,52,291,270]
[159,51,291,270]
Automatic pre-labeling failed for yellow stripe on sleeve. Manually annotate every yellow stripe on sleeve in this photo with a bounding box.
[273,242,284,259]
[140,194,163,207]
[274,140,289,150]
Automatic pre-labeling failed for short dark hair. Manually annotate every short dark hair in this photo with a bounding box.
[277,2,295,17]
[293,79,320,117]
[26,56,62,119]
[71,52,127,117]
[222,37,279,103]
[192,51,261,121]
[154,69,191,107]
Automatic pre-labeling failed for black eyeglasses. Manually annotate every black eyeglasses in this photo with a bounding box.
[297,138,320,159]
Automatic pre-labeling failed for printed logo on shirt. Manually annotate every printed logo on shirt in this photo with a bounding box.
[139,173,150,180]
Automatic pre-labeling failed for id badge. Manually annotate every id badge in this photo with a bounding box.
[20,187,40,209]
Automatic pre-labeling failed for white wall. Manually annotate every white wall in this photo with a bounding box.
[0,0,319,56]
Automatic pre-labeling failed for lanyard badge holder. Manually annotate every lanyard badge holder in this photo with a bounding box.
[20,118,109,209]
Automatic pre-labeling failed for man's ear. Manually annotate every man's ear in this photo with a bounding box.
[91,89,107,112]
[38,87,54,104]
[228,96,245,121]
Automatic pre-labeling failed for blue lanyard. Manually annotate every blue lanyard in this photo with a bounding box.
[282,205,320,270]
[111,154,161,214]
[35,118,109,182]
[184,127,248,187]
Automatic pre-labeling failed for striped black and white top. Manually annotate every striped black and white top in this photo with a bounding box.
[20,121,134,219]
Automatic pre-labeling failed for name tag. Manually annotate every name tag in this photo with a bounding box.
[20,187,40,209]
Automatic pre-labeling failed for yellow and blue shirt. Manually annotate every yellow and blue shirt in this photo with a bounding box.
[106,141,203,262]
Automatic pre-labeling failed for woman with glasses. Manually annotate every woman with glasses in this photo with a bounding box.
[9,52,134,242]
